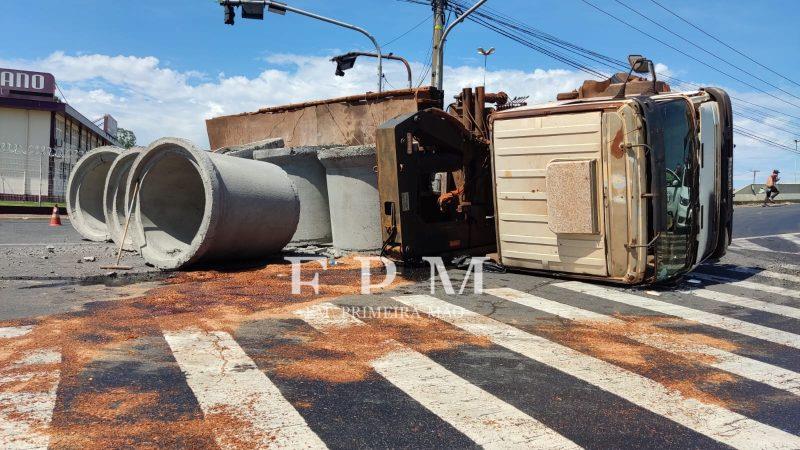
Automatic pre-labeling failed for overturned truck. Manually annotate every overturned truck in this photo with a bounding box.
[373,71,733,284]
[203,62,732,284]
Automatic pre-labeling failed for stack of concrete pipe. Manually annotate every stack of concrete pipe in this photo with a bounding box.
[253,144,382,252]
[67,135,383,269]
[66,138,300,269]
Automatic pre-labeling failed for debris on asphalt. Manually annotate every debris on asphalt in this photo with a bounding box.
[645,290,661,296]
[534,316,744,410]
[83,256,97,262]
[686,279,702,284]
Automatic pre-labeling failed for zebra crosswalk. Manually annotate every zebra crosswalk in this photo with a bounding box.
[2,265,800,448]
[0,326,60,450]
[729,232,800,255]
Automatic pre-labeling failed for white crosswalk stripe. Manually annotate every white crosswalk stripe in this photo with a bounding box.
[693,273,800,300]
[486,287,800,396]
[678,285,800,320]
[734,233,800,246]
[393,294,800,449]
[556,281,800,350]
[775,233,800,246]
[0,326,34,339]
[729,239,778,252]
[163,329,327,450]
[707,266,800,285]
[0,345,61,450]
[295,303,581,450]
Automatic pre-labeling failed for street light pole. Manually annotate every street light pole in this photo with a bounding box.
[331,52,413,89]
[795,139,799,184]
[221,0,383,92]
[477,47,494,87]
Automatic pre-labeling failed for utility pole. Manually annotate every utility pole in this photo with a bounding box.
[751,169,760,194]
[430,0,447,89]
[430,0,487,90]
[795,139,798,184]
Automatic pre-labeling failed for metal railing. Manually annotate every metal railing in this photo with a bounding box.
[0,142,88,204]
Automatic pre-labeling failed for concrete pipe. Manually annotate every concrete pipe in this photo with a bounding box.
[217,137,284,159]
[66,146,123,241]
[126,137,300,270]
[317,145,382,252]
[102,147,142,251]
[253,146,332,244]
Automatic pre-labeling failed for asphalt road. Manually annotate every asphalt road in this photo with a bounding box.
[1,206,799,449]
[732,203,800,238]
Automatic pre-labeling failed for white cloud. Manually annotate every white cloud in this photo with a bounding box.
[0,51,588,148]
[1,51,795,188]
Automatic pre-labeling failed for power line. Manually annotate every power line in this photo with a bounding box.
[382,13,432,48]
[648,0,800,90]
[735,111,800,136]
[613,0,800,104]
[400,0,800,142]
[580,0,800,111]
[735,127,800,155]
[445,0,800,127]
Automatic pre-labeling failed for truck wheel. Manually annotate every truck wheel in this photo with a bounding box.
[708,227,728,260]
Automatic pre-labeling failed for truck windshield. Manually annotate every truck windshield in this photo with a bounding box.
[655,99,695,280]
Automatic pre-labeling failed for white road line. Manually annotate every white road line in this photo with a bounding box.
[163,329,326,450]
[680,286,800,320]
[774,234,800,246]
[295,303,580,450]
[729,239,777,252]
[556,282,800,350]
[693,273,800,300]
[0,349,61,450]
[733,232,800,242]
[484,288,612,322]
[393,294,800,449]
[706,266,800,285]
[486,288,800,396]
[0,326,33,339]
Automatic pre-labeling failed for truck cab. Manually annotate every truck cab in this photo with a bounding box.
[490,76,733,284]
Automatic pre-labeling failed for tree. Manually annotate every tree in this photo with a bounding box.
[117,128,137,149]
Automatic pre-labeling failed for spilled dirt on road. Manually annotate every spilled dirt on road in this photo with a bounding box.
[532,314,754,410]
[0,256,418,449]
[271,310,491,383]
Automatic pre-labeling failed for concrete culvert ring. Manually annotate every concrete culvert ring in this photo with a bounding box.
[127,137,299,270]
[103,147,142,251]
[66,146,123,241]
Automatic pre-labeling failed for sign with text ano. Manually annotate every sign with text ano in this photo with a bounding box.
[0,68,56,99]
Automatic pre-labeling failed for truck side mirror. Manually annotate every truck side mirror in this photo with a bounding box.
[628,55,649,74]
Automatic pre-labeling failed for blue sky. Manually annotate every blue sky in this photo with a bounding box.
[2,0,799,186]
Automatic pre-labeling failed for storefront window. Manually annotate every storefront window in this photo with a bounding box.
[55,114,65,150]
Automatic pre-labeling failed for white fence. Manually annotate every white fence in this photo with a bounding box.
[0,142,86,204]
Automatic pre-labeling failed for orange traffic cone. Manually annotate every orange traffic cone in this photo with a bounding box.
[49,205,62,226]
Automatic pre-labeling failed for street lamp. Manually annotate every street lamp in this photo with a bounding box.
[477,47,495,87]
[795,139,799,184]
[331,52,413,89]
[220,0,384,93]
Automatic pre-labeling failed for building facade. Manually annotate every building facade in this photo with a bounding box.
[0,67,120,203]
